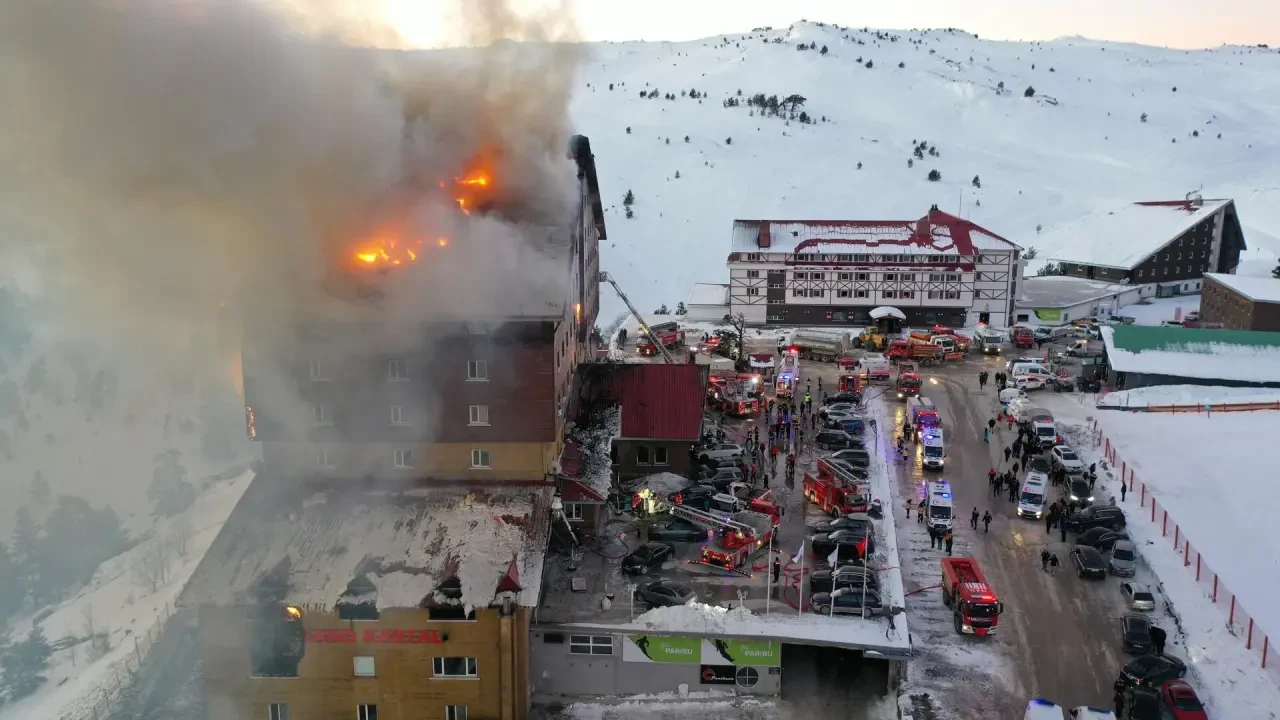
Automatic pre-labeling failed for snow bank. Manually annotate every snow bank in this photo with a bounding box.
[1098,384,1280,408]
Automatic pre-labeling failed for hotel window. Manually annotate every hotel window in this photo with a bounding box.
[839,273,852,281]
[746,270,759,278]
[313,405,331,426]
[466,360,488,381]
[810,272,825,281]
[357,706,378,720]
[900,291,914,299]
[569,635,615,656]
[838,290,851,298]
[637,446,651,465]
[793,289,805,298]
[470,449,492,469]
[856,273,869,281]
[433,657,479,678]
[882,291,897,299]
[655,447,669,465]
[353,656,376,677]
[768,298,783,305]
[308,360,327,381]
[929,273,944,282]
[393,449,413,469]
[387,359,407,381]
[390,405,406,425]
[268,704,289,720]
[945,291,961,300]
[855,290,868,299]
[446,707,469,720]
[946,273,960,281]
[469,405,489,426]
[1176,253,1181,260]
[883,273,896,281]
[746,288,760,296]
[811,289,825,298]
[1137,270,1144,278]
[563,503,584,521]
[794,272,807,280]
[900,274,915,282]
[927,291,941,300]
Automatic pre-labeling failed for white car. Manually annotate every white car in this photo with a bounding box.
[1015,375,1047,392]
[697,443,744,462]
[1050,446,1085,474]
[1069,707,1116,720]
[1000,387,1030,404]
[1120,582,1157,612]
[819,403,857,418]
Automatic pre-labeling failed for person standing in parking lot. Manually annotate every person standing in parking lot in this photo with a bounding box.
[983,511,992,532]
[1048,553,1059,575]
[1149,625,1167,655]
[971,507,979,529]
[1060,519,1068,543]
[1121,482,1128,502]
[1040,549,1050,572]
[1003,446,1012,463]
[944,530,954,555]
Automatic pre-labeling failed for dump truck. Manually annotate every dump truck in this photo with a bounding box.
[940,557,1004,635]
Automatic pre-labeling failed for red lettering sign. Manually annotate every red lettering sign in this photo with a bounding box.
[308,628,442,644]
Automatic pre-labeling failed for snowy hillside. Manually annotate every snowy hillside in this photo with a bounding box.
[568,22,1280,321]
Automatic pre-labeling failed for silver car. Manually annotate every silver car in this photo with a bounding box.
[1109,540,1138,577]
[1121,581,1157,612]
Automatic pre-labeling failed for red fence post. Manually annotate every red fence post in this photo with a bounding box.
[1184,540,1191,567]
[1174,525,1180,549]
[1196,553,1201,580]
[1248,618,1254,650]
[1230,595,1236,624]
[1121,460,1127,479]
[1151,500,1156,522]
[1265,636,1270,669]
[1141,483,1146,505]
[1162,510,1168,536]
[1105,438,1111,458]
[1213,574,1219,602]
[1128,468,1134,490]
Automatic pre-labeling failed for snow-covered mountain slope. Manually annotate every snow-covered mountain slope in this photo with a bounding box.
[569,22,1280,320]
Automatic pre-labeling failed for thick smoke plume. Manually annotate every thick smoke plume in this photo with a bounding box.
[0,0,584,503]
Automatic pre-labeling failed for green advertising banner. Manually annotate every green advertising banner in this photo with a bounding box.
[1033,308,1062,322]
[701,638,782,667]
[622,635,701,664]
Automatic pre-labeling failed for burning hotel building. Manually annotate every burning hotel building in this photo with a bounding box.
[181,135,606,720]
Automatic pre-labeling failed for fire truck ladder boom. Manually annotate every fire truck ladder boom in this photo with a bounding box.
[669,504,752,535]
[599,271,677,364]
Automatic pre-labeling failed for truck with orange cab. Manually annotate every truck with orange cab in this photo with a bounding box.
[803,459,871,516]
[896,363,922,400]
[1012,326,1035,349]
[695,510,776,573]
[708,373,761,417]
[940,557,1005,635]
[839,372,863,394]
[885,339,910,361]
[909,343,943,365]
[637,321,685,356]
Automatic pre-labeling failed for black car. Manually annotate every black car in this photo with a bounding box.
[808,565,880,594]
[1120,688,1162,720]
[635,580,695,607]
[812,588,883,615]
[1076,527,1130,552]
[1067,477,1095,505]
[1026,456,1052,474]
[668,485,719,510]
[1070,505,1127,532]
[810,529,872,558]
[823,392,860,406]
[1115,654,1187,692]
[1071,545,1107,579]
[648,518,708,542]
[1120,613,1154,654]
[812,516,874,535]
[814,430,856,451]
[826,459,870,480]
[622,542,675,574]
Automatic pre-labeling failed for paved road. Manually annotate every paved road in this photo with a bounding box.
[796,352,1133,717]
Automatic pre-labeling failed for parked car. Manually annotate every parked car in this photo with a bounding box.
[1071,545,1107,579]
[811,515,874,535]
[1159,680,1207,720]
[1069,505,1127,532]
[810,529,873,557]
[1069,707,1119,720]
[1109,540,1138,577]
[1076,527,1129,552]
[668,484,718,510]
[697,466,744,488]
[812,588,883,615]
[697,443,744,463]
[828,445,870,459]
[635,580,696,607]
[825,415,866,435]
[808,565,880,594]
[1120,613,1154,654]
[826,458,870,480]
[820,402,858,418]
[1026,455,1052,475]
[823,392,860,406]
[826,447,870,467]
[648,518,708,543]
[1121,582,1157,612]
[1025,699,1067,720]
[622,542,675,574]
[815,430,857,451]
[1068,477,1095,505]
[1120,689,1162,720]
[1015,374,1048,392]
[1115,654,1186,692]
[1050,446,1085,474]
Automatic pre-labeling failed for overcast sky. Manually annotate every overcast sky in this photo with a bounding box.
[384,0,1279,49]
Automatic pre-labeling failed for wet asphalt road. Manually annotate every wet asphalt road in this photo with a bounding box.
[796,351,1133,716]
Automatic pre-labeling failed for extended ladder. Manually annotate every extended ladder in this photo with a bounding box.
[669,504,752,535]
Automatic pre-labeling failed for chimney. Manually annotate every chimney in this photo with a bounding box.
[757,222,771,249]
[915,212,932,242]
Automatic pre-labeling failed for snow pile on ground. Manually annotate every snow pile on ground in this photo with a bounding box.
[1098,384,1280,408]
[0,470,253,720]
[1037,397,1280,718]
[571,22,1280,320]
[632,472,689,495]
[552,698,781,720]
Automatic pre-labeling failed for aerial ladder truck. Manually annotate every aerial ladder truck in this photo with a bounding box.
[599,271,678,364]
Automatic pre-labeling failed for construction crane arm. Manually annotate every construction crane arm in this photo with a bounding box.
[599,271,677,364]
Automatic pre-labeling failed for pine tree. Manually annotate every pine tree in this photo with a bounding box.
[1024,246,1039,259]
[820,45,828,55]
[1140,113,1148,123]
[626,126,632,134]
[684,135,690,143]
[972,175,981,188]
[1024,86,1036,97]
[725,137,732,145]
[10,507,40,596]
[0,541,24,621]
[624,207,634,219]
[1272,258,1280,280]
[997,81,1005,93]
[927,169,942,182]
[623,190,635,207]
[1,626,53,700]
[674,171,680,179]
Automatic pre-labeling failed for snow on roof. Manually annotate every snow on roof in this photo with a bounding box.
[1205,272,1280,304]
[1018,275,1132,309]
[180,484,552,612]
[1042,199,1232,270]
[729,209,1018,256]
[1101,325,1280,384]
[558,405,621,498]
[687,282,729,306]
[1097,384,1280,409]
[1093,410,1280,650]
[631,472,689,496]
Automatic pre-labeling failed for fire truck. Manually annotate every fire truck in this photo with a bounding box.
[803,459,871,516]
[889,339,942,365]
[637,321,685,356]
[775,349,800,398]
[669,504,775,573]
[708,372,761,416]
[896,363,922,400]
[940,557,1004,635]
[1012,326,1035,349]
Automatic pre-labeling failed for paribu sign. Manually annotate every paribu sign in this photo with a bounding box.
[621,635,780,667]
[306,628,443,644]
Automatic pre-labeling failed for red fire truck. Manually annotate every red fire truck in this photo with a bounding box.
[708,373,761,416]
[940,557,1004,635]
[838,373,863,394]
[669,505,775,573]
[803,459,871,516]
[896,364,922,400]
[637,321,686,356]
[1012,326,1035,349]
